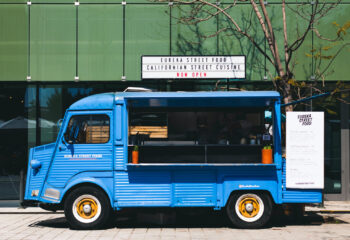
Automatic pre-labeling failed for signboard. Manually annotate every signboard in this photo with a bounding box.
[142,56,245,79]
[286,112,324,189]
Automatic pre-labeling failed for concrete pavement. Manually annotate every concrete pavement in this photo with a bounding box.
[0,202,350,240]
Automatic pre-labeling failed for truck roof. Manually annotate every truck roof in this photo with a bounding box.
[68,91,281,110]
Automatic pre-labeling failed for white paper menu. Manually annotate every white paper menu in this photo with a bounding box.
[286,112,324,189]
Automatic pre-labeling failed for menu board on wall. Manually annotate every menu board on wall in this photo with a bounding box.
[142,56,245,79]
[286,112,324,189]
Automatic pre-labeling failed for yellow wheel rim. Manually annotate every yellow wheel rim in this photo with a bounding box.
[76,198,98,219]
[238,197,260,218]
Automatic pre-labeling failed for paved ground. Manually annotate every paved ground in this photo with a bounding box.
[0,202,350,240]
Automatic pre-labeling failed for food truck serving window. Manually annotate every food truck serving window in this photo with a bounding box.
[64,115,110,144]
[128,107,273,164]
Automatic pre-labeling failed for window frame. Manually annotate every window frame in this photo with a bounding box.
[64,114,111,145]
[127,106,273,165]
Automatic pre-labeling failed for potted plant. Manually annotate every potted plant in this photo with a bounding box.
[132,145,139,164]
[262,145,273,164]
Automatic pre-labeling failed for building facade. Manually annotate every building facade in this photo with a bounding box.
[0,0,349,201]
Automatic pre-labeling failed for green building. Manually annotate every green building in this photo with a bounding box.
[0,0,349,202]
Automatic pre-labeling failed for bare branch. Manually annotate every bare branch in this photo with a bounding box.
[194,0,275,65]
[249,0,276,60]
[315,43,350,81]
[312,27,342,42]
[287,0,341,54]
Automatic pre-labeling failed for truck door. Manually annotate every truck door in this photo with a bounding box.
[46,111,113,189]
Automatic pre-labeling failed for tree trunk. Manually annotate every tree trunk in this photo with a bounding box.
[281,76,294,112]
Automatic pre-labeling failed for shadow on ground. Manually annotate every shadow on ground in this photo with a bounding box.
[28,208,349,230]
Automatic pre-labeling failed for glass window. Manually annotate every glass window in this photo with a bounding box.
[125,4,170,81]
[265,4,312,81]
[78,5,123,81]
[65,115,110,144]
[80,0,122,3]
[39,86,64,145]
[312,87,341,194]
[0,0,27,2]
[0,84,31,200]
[32,0,74,2]
[30,5,75,81]
[312,4,350,81]
[0,4,27,81]
[219,4,265,81]
[172,4,217,56]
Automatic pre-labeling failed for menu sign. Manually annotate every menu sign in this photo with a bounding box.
[142,56,245,79]
[286,112,324,189]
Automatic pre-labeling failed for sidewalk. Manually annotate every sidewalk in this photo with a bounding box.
[0,202,350,240]
[306,201,350,213]
[1,201,350,214]
[0,201,350,240]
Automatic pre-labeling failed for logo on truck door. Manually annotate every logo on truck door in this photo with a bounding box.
[239,184,260,188]
[64,154,103,160]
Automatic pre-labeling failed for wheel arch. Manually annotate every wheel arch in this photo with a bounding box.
[61,181,113,209]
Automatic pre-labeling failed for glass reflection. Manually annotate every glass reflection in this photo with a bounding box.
[39,86,63,145]
[0,85,33,200]
[313,95,341,194]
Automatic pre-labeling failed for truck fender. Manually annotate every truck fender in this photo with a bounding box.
[222,181,280,206]
[60,172,114,208]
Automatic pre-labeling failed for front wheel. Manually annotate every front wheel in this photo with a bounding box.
[226,192,272,228]
[64,186,112,229]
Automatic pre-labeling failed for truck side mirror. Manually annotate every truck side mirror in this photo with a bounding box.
[57,119,63,129]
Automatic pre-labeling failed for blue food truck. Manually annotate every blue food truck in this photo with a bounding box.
[24,90,322,229]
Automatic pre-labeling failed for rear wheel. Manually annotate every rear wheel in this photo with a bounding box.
[226,192,272,228]
[64,186,111,229]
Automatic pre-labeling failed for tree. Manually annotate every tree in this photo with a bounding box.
[155,0,350,110]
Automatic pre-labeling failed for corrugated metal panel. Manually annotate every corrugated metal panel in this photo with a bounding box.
[173,171,216,206]
[26,144,55,200]
[114,170,217,207]
[47,144,113,188]
[282,190,322,203]
[115,171,171,206]
[115,147,125,170]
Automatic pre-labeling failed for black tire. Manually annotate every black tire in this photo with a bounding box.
[226,191,273,229]
[64,186,112,230]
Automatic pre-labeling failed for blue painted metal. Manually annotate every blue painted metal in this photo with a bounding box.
[273,100,283,204]
[25,143,55,201]
[46,111,113,189]
[119,164,280,206]
[69,92,115,110]
[70,91,280,110]
[119,91,280,99]
[24,91,322,211]
[60,171,114,207]
[121,91,279,108]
